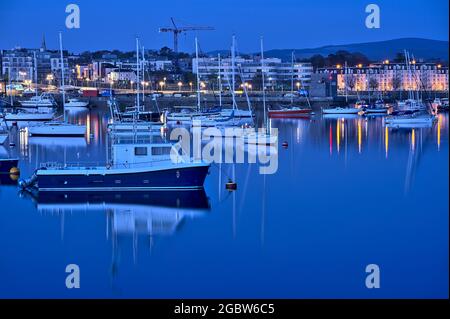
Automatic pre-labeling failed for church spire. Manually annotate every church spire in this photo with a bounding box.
[41,34,47,52]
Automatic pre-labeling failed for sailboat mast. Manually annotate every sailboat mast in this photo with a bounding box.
[345,61,348,103]
[291,51,294,104]
[195,37,201,112]
[231,35,236,110]
[59,31,66,121]
[33,51,38,99]
[261,37,267,130]
[218,53,222,107]
[136,37,140,112]
[142,45,145,103]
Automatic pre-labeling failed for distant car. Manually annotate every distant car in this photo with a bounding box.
[284,93,297,98]
[188,94,197,98]
[172,93,182,98]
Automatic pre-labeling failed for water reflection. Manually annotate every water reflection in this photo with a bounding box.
[0,105,447,298]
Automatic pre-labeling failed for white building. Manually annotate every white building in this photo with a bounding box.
[317,62,449,93]
[107,69,137,82]
[192,56,313,90]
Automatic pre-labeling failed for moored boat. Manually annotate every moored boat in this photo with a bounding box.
[19,92,56,108]
[19,143,210,192]
[4,109,55,121]
[64,98,89,108]
[322,107,360,114]
[268,106,312,118]
[28,121,86,137]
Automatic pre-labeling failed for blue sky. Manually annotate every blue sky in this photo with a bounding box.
[0,0,448,53]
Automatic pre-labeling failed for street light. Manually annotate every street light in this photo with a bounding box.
[130,80,134,91]
[296,82,301,90]
[189,82,193,92]
[159,81,165,91]
[177,81,182,92]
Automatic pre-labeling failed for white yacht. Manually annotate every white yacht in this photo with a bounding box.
[19,93,55,108]
[4,108,55,121]
[28,121,86,137]
[64,98,89,108]
[322,107,360,115]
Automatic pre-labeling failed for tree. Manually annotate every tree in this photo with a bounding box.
[251,70,263,91]
[345,75,356,92]
[391,74,402,99]
[368,77,379,91]
[310,54,325,69]
[393,52,405,63]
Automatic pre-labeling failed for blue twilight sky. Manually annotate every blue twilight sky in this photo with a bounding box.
[0,0,448,53]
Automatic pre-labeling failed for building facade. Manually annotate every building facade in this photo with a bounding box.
[317,62,448,94]
[1,47,70,85]
[192,56,313,90]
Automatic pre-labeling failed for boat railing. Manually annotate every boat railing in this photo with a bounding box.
[38,155,194,171]
[39,161,106,170]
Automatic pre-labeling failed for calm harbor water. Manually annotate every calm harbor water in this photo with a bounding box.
[0,106,448,298]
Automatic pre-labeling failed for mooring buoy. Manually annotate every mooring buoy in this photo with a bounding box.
[226,179,237,191]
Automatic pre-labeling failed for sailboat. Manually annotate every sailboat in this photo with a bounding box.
[243,37,277,146]
[28,32,86,137]
[107,38,163,135]
[386,51,436,128]
[5,51,56,122]
[268,52,312,118]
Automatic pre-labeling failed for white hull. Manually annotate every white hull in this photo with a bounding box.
[4,112,55,121]
[221,109,254,118]
[28,122,86,137]
[364,108,388,114]
[322,107,360,114]
[19,101,54,107]
[65,100,89,108]
[108,122,163,133]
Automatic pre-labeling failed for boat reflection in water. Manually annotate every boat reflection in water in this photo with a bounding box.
[0,173,19,186]
[24,189,211,237]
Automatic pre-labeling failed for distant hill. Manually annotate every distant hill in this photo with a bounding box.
[209,38,449,62]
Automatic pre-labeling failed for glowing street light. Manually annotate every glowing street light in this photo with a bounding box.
[296,82,301,90]
[159,81,165,91]
[177,81,183,92]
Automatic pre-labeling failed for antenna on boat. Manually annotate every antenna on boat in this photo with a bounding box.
[59,31,66,120]
[195,37,201,112]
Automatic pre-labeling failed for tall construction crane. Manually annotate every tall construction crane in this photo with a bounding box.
[159,18,214,53]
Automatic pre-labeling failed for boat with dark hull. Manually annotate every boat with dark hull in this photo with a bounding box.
[19,143,210,192]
